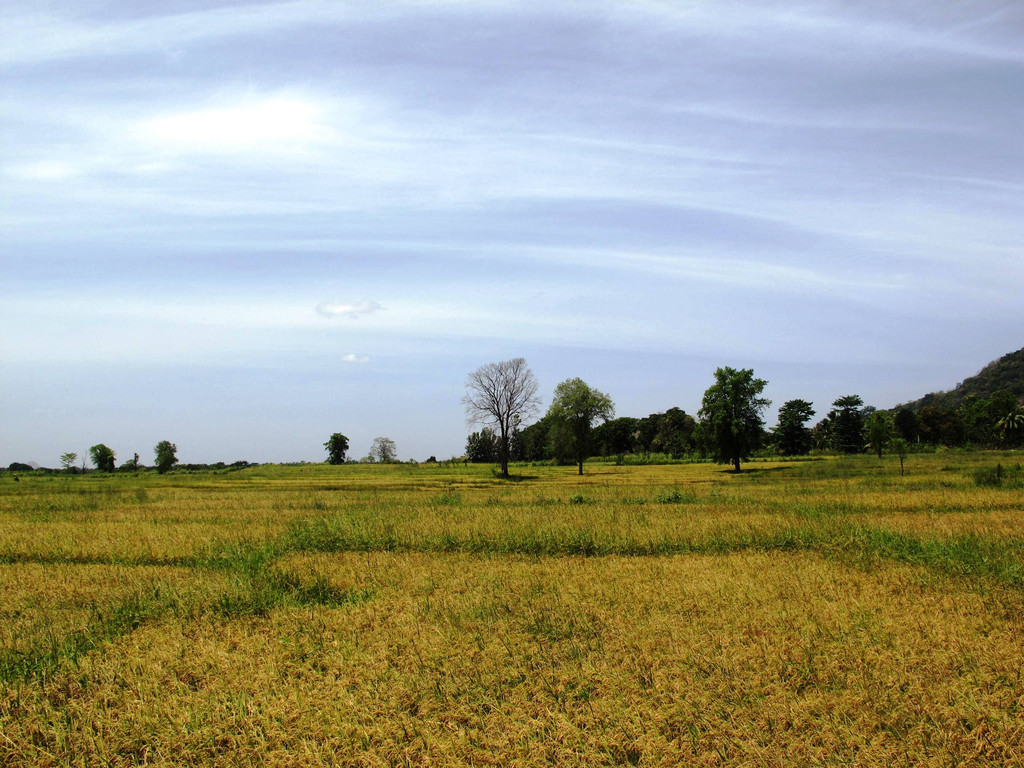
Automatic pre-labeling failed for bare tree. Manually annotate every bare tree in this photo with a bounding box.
[463,358,541,478]
[368,437,397,463]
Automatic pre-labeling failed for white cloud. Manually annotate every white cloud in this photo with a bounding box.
[342,353,370,364]
[316,300,383,320]
[7,161,83,180]
[139,96,330,154]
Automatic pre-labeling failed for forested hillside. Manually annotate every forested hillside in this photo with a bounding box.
[898,347,1024,411]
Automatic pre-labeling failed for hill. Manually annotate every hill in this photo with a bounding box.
[897,346,1024,411]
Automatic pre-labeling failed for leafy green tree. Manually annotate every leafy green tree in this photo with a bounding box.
[517,416,552,462]
[653,407,697,458]
[546,378,615,475]
[893,408,919,443]
[89,444,116,472]
[917,406,963,446]
[698,367,770,472]
[466,429,498,463]
[463,358,541,478]
[827,395,865,453]
[593,416,640,457]
[958,396,993,446]
[323,433,349,465]
[154,441,178,474]
[811,417,832,451]
[773,399,815,455]
[508,428,525,462]
[368,437,397,463]
[987,390,1020,427]
[634,414,660,455]
[60,452,77,473]
[996,403,1024,446]
[865,411,893,458]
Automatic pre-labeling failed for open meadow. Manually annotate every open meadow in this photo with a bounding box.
[2,453,1023,766]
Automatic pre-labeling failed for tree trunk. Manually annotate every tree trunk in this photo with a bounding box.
[578,461,583,476]
[499,426,509,478]
[733,456,741,472]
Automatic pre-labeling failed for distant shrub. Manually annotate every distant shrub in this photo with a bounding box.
[432,492,462,506]
[972,463,1023,487]
[568,493,590,505]
[613,452,697,466]
[656,489,698,504]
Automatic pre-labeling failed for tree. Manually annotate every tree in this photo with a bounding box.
[546,378,615,475]
[463,358,541,478]
[865,411,893,458]
[60,452,78,473]
[368,437,397,463]
[809,416,831,451]
[323,433,349,465]
[893,408,919,443]
[465,429,498,463]
[996,403,1024,446]
[653,408,697,458]
[89,444,116,472]
[891,437,908,476]
[698,367,770,472]
[773,399,816,455]
[828,395,865,453]
[917,406,963,446]
[593,416,640,457]
[518,416,552,462]
[154,441,178,474]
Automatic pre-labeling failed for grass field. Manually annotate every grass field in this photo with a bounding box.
[1,453,1023,766]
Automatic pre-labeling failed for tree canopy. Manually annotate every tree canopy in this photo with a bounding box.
[323,433,349,465]
[773,399,815,455]
[698,367,770,472]
[154,441,178,474]
[828,395,865,453]
[466,429,499,463]
[89,444,116,473]
[368,437,397,463]
[865,411,893,458]
[546,378,614,475]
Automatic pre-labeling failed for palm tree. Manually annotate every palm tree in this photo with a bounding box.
[996,404,1024,444]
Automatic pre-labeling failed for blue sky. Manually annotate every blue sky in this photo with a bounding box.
[3,0,1023,466]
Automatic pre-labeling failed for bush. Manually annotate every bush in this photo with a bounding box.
[972,463,1023,487]
[656,489,698,504]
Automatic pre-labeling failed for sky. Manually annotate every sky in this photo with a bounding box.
[2,0,1023,466]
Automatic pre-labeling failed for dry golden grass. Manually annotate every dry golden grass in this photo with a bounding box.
[0,564,229,658]
[1,451,1023,766]
[4,551,1024,766]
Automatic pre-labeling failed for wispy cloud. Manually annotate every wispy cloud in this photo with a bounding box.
[316,300,382,320]
[342,353,370,364]
[139,96,330,154]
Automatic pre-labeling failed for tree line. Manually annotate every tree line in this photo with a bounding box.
[5,442,246,475]
[11,358,1022,476]
[461,359,1024,474]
